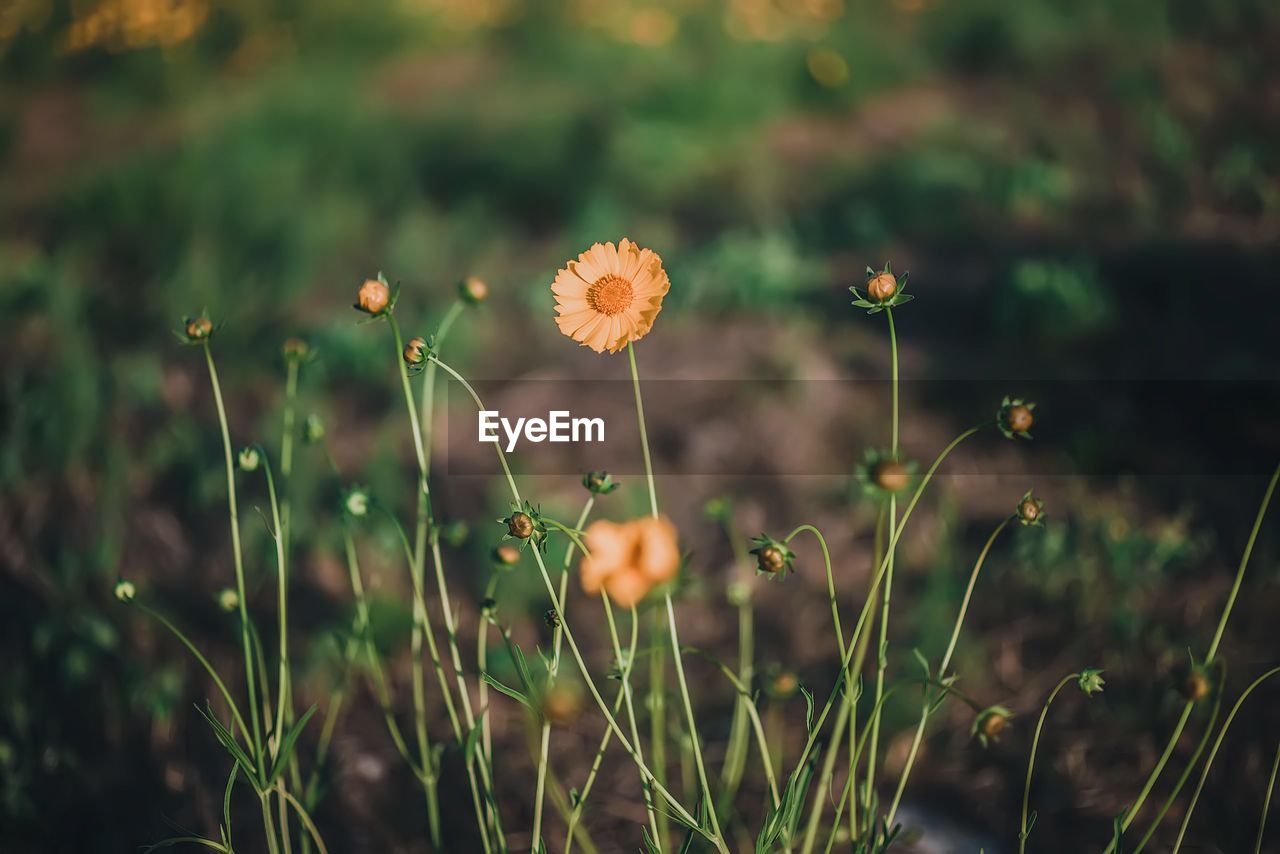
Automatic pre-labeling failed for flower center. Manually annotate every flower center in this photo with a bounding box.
[587,274,635,316]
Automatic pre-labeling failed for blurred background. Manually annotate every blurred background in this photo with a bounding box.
[4,0,1280,851]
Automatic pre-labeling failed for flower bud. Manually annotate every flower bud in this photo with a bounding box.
[217,588,240,612]
[238,446,260,472]
[506,511,535,540]
[458,276,489,305]
[971,705,1013,747]
[282,338,309,363]
[345,487,370,518]
[480,597,498,616]
[765,668,800,700]
[1077,668,1105,696]
[493,544,521,567]
[1017,490,1045,526]
[756,545,787,575]
[114,579,136,603]
[356,278,390,315]
[1181,669,1210,702]
[185,316,213,341]
[403,336,428,368]
[544,608,561,629]
[867,272,898,302]
[582,470,619,495]
[998,397,1037,440]
[303,413,326,444]
[749,535,795,578]
[873,459,910,493]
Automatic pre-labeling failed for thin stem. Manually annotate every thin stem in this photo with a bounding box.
[137,603,251,740]
[717,508,755,813]
[865,306,900,829]
[261,459,291,759]
[1173,666,1280,852]
[430,354,713,843]
[887,515,1014,826]
[260,793,281,854]
[531,497,595,851]
[628,341,725,849]
[627,342,659,518]
[1255,740,1280,854]
[1133,662,1226,853]
[785,524,845,660]
[564,605,640,854]
[1111,462,1279,845]
[387,314,498,850]
[1021,673,1078,854]
[603,595,662,844]
[203,342,265,778]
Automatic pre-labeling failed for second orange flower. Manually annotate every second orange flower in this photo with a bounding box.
[579,516,680,607]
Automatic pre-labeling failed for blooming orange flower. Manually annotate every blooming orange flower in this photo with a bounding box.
[552,239,670,354]
[579,516,680,607]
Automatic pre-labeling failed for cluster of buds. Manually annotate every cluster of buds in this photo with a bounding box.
[178,314,215,344]
[859,449,915,499]
[850,262,914,314]
[354,274,397,318]
[402,335,434,376]
[1017,490,1045,527]
[582,470,620,496]
[458,276,489,305]
[343,486,370,518]
[499,501,549,552]
[748,534,796,579]
[998,397,1036,440]
[971,705,1013,747]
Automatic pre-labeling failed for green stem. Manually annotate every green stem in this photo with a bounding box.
[865,307,900,835]
[387,314,497,851]
[1255,740,1280,854]
[1133,662,1226,853]
[564,605,640,854]
[261,459,291,762]
[1173,666,1280,852]
[531,497,595,852]
[886,515,1013,827]
[1021,673,1078,854]
[602,595,663,845]
[429,354,713,845]
[137,603,251,740]
[717,508,755,814]
[203,342,266,779]
[1110,462,1279,846]
[627,341,726,850]
[260,792,281,854]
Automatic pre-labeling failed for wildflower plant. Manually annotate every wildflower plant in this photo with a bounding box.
[113,241,1280,854]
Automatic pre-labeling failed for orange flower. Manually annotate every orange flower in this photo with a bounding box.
[552,239,670,354]
[579,516,680,607]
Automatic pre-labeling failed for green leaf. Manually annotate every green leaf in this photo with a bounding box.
[801,684,816,734]
[268,704,318,786]
[481,673,537,714]
[195,704,260,788]
[464,712,485,766]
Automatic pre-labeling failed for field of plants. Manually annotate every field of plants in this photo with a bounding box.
[3,1,1280,852]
